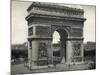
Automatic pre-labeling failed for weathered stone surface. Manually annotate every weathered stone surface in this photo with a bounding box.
[26,2,85,68]
[36,26,51,37]
[71,28,83,37]
[28,27,33,36]
[27,2,84,18]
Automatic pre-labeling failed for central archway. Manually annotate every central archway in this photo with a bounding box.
[52,28,68,64]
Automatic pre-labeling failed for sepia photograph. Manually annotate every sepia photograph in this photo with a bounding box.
[11,0,96,75]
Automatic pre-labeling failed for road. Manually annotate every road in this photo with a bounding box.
[11,63,89,75]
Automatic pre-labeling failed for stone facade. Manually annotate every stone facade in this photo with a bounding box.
[25,2,86,69]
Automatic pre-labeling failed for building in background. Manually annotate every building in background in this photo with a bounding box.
[11,42,28,63]
[84,42,96,57]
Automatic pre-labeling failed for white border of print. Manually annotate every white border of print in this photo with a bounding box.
[0,0,98,75]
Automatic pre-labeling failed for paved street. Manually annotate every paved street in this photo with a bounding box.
[11,63,89,75]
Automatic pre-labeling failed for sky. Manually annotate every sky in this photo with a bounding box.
[12,1,96,44]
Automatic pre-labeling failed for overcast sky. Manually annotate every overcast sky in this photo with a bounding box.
[12,1,96,44]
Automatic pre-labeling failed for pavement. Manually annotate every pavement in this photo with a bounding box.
[11,63,90,75]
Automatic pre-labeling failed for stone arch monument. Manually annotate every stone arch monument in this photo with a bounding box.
[25,2,86,69]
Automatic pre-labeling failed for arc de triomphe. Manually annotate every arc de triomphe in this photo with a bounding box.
[25,2,86,69]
